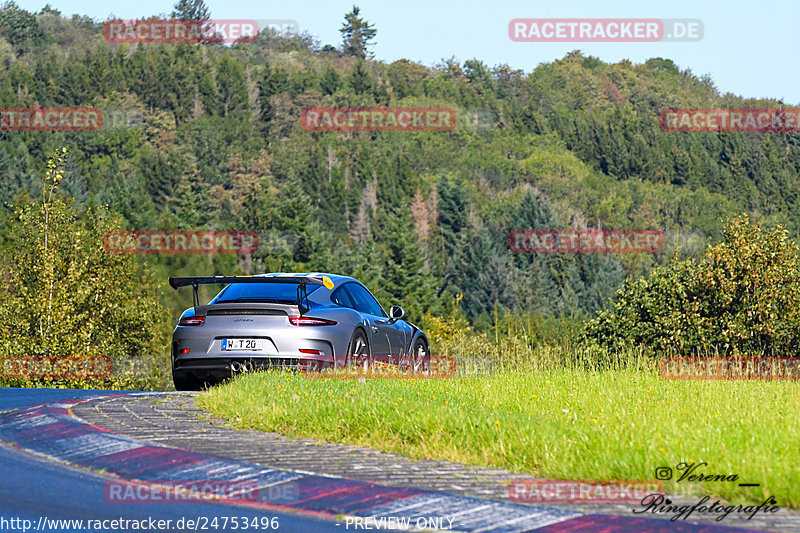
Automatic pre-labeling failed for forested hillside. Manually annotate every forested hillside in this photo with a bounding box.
[2,1,798,334]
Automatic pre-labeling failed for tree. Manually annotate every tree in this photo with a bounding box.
[212,55,249,117]
[436,175,468,257]
[171,0,210,22]
[320,65,342,96]
[0,149,167,389]
[39,4,60,16]
[380,207,436,317]
[0,1,45,52]
[348,60,374,95]
[585,216,800,356]
[339,6,376,59]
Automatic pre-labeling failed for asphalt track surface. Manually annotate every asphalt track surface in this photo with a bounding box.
[0,388,340,533]
[0,388,778,533]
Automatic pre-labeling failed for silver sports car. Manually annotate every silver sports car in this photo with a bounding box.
[169,273,430,390]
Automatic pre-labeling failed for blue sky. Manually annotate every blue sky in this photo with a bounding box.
[15,0,800,103]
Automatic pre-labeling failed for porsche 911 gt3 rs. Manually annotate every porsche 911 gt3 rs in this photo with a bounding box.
[169,273,430,390]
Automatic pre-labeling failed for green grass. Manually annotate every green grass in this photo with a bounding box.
[197,367,800,508]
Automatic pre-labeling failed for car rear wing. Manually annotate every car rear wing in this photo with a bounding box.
[168,275,333,315]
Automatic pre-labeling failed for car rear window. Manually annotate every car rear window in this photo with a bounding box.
[212,282,321,304]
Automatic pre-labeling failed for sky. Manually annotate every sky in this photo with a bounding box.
[14,0,800,103]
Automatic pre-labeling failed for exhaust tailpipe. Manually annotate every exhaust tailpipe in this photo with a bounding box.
[230,361,252,374]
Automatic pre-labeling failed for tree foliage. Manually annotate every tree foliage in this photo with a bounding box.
[0,5,798,375]
[339,6,376,59]
[171,0,210,22]
[0,149,168,389]
[585,216,800,356]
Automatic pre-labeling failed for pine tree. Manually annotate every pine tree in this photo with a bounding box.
[348,60,374,95]
[380,207,436,316]
[320,65,342,96]
[339,6,376,59]
[447,221,515,322]
[213,55,249,118]
[171,0,210,21]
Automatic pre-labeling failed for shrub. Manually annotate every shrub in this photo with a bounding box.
[584,215,800,357]
[0,148,170,390]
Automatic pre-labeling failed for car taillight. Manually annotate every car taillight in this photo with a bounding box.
[299,349,321,355]
[179,316,205,326]
[288,316,337,326]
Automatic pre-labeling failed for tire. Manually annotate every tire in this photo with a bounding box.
[172,371,206,391]
[345,329,371,371]
[411,337,430,374]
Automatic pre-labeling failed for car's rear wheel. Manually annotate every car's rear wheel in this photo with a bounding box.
[173,371,206,391]
[345,329,371,371]
[411,338,430,374]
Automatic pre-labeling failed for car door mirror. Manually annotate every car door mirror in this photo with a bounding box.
[389,305,406,321]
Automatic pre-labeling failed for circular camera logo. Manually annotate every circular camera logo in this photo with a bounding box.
[655,467,673,480]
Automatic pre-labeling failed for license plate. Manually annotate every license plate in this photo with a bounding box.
[221,338,264,351]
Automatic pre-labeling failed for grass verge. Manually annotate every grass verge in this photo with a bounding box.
[197,366,800,509]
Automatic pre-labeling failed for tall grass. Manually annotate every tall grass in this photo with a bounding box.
[199,339,800,509]
[197,303,800,508]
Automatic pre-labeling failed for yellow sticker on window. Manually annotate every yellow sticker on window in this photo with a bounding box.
[322,276,334,290]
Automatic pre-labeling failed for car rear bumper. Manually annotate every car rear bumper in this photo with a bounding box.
[172,352,337,376]
[173,354,299,374]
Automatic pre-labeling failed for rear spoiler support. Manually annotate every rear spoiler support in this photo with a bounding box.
[192,280,200,311]
[169,275,329,316]
[296,283,310,315]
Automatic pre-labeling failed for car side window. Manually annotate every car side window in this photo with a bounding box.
[331,286,354,308]
[344,284,385,317]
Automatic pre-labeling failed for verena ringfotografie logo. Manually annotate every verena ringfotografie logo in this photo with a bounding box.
[1,107,102,131]
[103,19,260,44]
[2,356,112,380]
[103,230,259,255]
[509,19,703,42]
[660,357,800,380]
[509,229,663,254]
[661,108,800,132]
[300,107,456,132]
[510,479,663,504]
